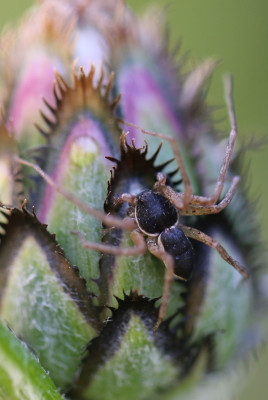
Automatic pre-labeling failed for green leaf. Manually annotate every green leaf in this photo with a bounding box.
[0,320,63,400]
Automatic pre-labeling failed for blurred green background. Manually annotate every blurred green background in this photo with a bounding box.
[0,1,267,399]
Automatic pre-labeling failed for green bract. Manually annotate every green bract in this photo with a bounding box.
[0,320,63,399]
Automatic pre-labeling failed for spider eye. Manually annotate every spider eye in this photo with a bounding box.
[135,190,178,236]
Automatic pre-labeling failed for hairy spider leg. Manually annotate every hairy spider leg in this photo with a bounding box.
[15,156,136,231]
[179,224,249,279]
[74,226,178,341]
[147,238,176,342]
[0,202,13,210]
[204,75,239,205]
[180,175,240,215]
[154,175,240,216]
[72,229,146,256]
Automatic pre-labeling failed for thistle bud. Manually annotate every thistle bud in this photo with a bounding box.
[0,1,265,399]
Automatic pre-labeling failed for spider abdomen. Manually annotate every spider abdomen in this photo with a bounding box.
[135,190,178,236]
[159,226,194,280]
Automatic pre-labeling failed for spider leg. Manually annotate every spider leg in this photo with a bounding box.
[72,229,147,256]
[153,172,184,209]
[147,238,175,341]
[118,119,192,210]
[120,193,137,206]
[179,224,249,279]
[154,77,239,208]
[0,202,13,211]
[180,175,240,216]
[153,173,240,215]
[108,192,137,210]
[202,75,238,205]
[15,156,136,231]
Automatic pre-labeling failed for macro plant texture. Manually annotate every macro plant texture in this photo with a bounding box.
[0,1,266,400]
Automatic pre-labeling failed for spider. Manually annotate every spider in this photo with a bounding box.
[14,76,249,338]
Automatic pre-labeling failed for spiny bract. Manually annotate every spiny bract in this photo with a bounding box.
[0,1,265,400]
